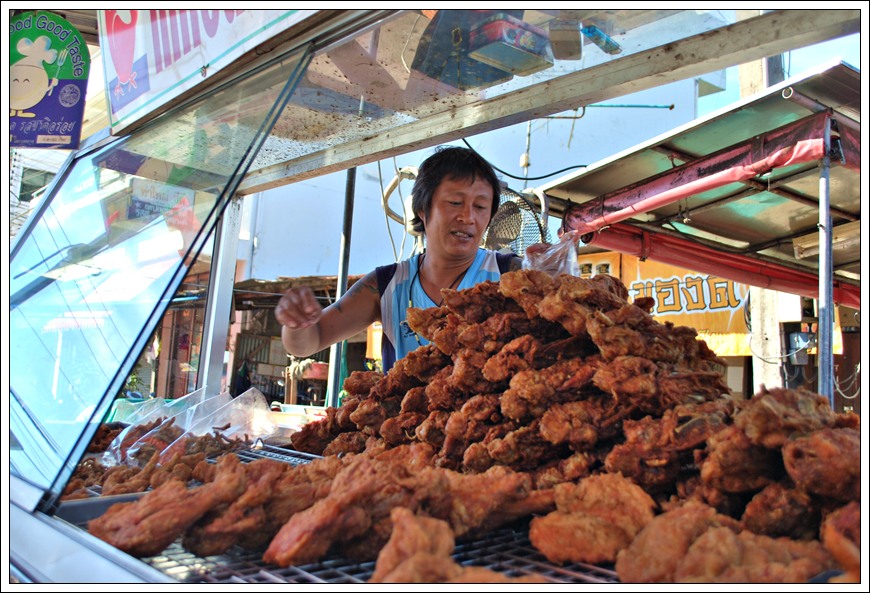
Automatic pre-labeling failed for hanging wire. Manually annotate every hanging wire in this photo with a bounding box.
[835,362,860,400]
[746,334,813,364]
[461,138,586,181]
[377,159,400,262]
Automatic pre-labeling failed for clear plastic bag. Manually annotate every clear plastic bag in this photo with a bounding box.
[522,230,580,277]
[102,388,275,466]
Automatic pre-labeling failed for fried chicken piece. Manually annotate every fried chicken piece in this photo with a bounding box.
[370,356,424,400]
[101,449,161,495]
[670,474,751,519]
[88,453,247,557]
[368,507,548,584]
[400,343,453,382]
[593,355,729,415]
[379,412,427,447]
[734,385,839,448]
[591,272,630,301]
[349,394,402,436]
[400,386,429,414]
[421,311,467,356]
[782,427,860,502]
[262,454,348,529]
[605,398,737,491]
[554,472,657,535]
[342,370,383,396]
[406,305,449,344]
[820,501,860,582]
[441,279,522,323]
[290,406,342,455]
[481,331,589,384]
[446,567,550,584]
[334,395,361,431]
[501,356,604,421]
[424,365,467,411]
[183,458,290,556]
[321,430,369,456]
[415,410,450,448]
[485,419,565,472]
[540,394,625,452]
[439,396,503,463]
[457,421,518,473]
[87,423,125,453]
[614,501,742,583]
[530,471,658,564]
[263,452,448,566]
[498,268,557,318]
[531,452,596,489]
[369,506,455,583]
[740,481,820,540]
[264,452,535,567]
[673,526,836,583]
[449,347,498,393]
[537,274,628,336]
[531,511,633,565]
[698,424,784,493]
[62,457,108,499]
[149,451,205,489]
[459,312,568,355]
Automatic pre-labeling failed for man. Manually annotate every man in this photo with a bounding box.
[275,146,522,372]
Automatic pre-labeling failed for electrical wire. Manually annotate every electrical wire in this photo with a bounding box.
[746,334,812,364]
[377,159,400,262]
[461,138,586,181]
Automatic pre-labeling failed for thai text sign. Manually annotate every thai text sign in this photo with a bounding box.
[97,9,315,135]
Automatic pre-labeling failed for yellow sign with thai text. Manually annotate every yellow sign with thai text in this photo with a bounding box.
[577,252,841,357]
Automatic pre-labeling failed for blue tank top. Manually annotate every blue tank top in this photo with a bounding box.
[375,249,517,372]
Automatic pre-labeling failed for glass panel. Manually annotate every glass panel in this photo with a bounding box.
[9,47,310,494]
[251,9,734,170]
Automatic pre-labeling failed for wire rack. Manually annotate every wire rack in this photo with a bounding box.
[139,521,618,584]
[69,443,620,584]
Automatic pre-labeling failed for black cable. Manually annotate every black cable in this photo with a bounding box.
[461,138,586,181]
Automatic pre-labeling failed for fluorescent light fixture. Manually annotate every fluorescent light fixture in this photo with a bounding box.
[793,219,860,259]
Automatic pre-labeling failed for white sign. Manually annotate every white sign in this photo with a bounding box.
[98,9,316,134]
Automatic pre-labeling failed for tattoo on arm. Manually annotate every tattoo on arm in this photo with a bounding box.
[334,275,379,313]
[509,255,524,271]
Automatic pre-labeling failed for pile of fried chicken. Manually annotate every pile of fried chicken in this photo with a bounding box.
[87,270,860,583]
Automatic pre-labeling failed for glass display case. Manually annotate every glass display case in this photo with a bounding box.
[9,43,311,511]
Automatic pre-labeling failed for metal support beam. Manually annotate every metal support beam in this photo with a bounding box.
[817,119,835,404]
[238,9,860,194]
[327,166,356,407]
[200,198,243,397]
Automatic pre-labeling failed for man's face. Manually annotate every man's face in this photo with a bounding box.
[422,175,493,258]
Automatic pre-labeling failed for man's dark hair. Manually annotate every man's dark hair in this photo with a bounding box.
[409,145,501,235]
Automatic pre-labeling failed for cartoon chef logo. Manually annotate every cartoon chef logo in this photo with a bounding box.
[9,10,91,149]
[10,36,59,118]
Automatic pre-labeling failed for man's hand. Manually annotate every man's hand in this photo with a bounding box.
[275,286,323,330]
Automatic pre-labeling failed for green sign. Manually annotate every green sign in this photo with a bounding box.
[9,10,91,149]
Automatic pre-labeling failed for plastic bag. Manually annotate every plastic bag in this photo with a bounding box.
[106,387,208,426]
[103,388,238,466]
[522,230,580,277]
[157,388,277,463]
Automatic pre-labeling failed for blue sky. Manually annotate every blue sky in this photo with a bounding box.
[698,33,862,114]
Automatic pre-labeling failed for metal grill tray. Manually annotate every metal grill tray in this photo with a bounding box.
[141,522,619,584]
[64,442,620,584]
